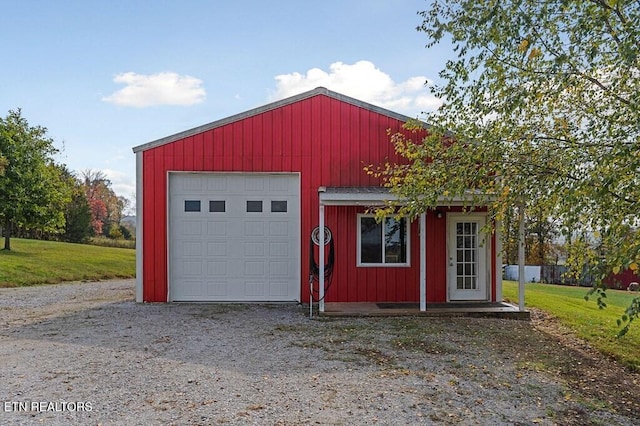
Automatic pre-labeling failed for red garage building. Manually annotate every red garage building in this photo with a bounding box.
[132,87,502,312]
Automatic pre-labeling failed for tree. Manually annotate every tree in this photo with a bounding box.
[0,109,71,250]
[81,169,126,237]
[371,1,639,334]
[58,166,93,243]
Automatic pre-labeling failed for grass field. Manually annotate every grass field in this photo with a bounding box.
[0,238,136,287]
[503,281,640,371]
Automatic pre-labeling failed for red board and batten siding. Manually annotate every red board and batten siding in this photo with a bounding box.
[139,89,497,303]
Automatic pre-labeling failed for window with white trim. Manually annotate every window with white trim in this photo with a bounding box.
[357,214,409,266]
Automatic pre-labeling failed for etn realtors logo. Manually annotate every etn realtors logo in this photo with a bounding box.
[3,401,92,412]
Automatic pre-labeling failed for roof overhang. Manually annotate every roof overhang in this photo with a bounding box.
[318,186,399,206]
[318,186,488,207]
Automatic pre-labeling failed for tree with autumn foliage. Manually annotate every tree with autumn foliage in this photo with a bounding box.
[372,1,639,334]
[81,169,128,238]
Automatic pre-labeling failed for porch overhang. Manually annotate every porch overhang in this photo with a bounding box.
[318,186,483,207]
[315,186,506,316]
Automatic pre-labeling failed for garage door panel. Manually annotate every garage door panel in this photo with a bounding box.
[244,281,266,297]
[182,261,202,276]
[269,261,289,276]
[207,241,227,256]
[244,176,265,192]
[244,261,265,276]
[268,221,290,236]
[207,221,227,236]
[268,175,291,191]
[183,242,203,256]
[244,221,266,237]
[207,176,227,191]
[269,242,289,257]
[244,242,265,256]
[182,221,203,235]
[179,281,205,298]
[206,261,227,276]
[206,281,228,297]
[269,281,290,296]
[169,173,300,302]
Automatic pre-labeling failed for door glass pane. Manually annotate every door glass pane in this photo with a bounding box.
[454,221,479,291]
[360,217,382,263]
[464,236,472,248]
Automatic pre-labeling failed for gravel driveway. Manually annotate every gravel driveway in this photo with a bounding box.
[0,279,638,425]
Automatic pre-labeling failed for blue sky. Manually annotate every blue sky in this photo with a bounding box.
[0,0,451,212]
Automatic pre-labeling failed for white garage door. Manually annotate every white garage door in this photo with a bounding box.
[168,173,300,302]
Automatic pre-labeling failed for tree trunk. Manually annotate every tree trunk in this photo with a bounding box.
[4,218,11,251]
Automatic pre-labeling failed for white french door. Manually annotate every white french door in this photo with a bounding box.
[447,214,488,301]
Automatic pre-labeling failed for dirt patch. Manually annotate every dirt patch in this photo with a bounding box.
[528,308,640,419]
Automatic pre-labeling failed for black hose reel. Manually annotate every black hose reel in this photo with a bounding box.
[309,225,335,302]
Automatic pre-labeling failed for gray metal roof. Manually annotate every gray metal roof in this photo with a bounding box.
[318,185,486,206]
[132,87,426,153]
[318,186,399,206]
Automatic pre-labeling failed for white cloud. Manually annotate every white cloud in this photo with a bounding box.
[270,60,441,116]
[103,72,206,107]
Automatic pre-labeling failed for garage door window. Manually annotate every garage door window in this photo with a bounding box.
[184,200,201,212]
[246,201,263,212]
[271,201,287,212]
[357,214,409,266]
[209,200,225,212]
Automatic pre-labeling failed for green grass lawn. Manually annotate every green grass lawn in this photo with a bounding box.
[0,238,135,287]
[503,281,640,371]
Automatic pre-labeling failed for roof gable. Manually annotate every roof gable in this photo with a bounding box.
[132,87,422,153]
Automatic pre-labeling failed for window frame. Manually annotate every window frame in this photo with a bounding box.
[356,213,410,267]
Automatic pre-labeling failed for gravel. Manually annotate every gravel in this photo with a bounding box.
[0,279,638,425]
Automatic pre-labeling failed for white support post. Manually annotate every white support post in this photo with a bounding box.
[319,203,325,313]
[495,218,503,303]
[419,213,426,311]
[518,203,525,311]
